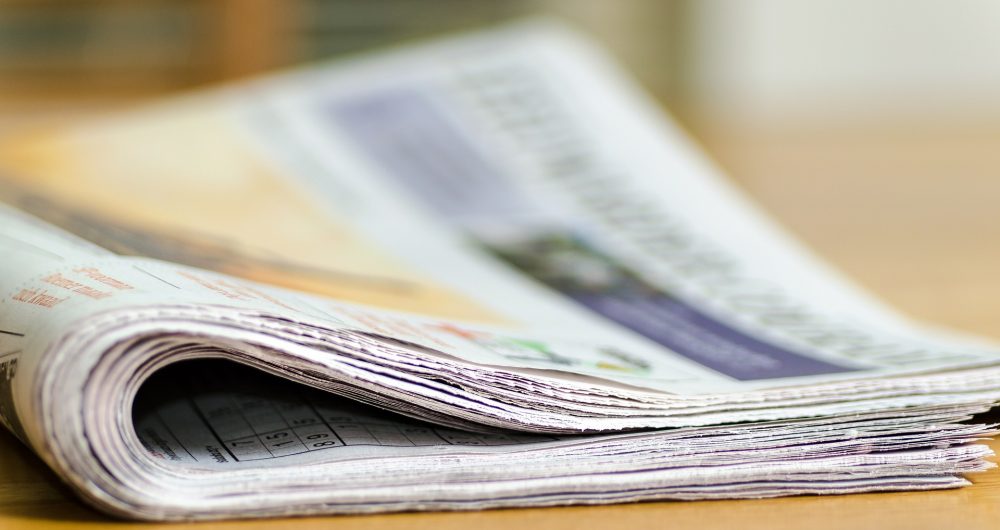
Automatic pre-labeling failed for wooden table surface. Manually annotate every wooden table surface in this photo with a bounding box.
[2,112,1000,530]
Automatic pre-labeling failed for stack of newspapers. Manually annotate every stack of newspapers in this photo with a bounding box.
[1,21,999,521]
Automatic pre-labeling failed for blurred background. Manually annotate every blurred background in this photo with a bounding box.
[5,0,1000,124]
[1,0,999,333]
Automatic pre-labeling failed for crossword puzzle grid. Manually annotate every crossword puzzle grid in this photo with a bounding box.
[192,388,548,461]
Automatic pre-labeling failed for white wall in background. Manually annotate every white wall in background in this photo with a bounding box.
[690,0,1000,120]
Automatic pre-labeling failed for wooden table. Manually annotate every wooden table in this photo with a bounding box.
[2,113,1000,530]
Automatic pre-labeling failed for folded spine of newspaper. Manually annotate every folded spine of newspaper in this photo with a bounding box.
[1,20,998,521]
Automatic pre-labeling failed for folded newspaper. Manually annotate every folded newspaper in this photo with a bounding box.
[1,20,999,521]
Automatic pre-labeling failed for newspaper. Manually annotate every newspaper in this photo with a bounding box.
[1,20,999,521]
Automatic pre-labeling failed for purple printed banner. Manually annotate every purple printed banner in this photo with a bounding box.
[567,292,855,380]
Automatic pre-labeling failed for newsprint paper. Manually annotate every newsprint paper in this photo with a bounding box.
[1,20,1000,521]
